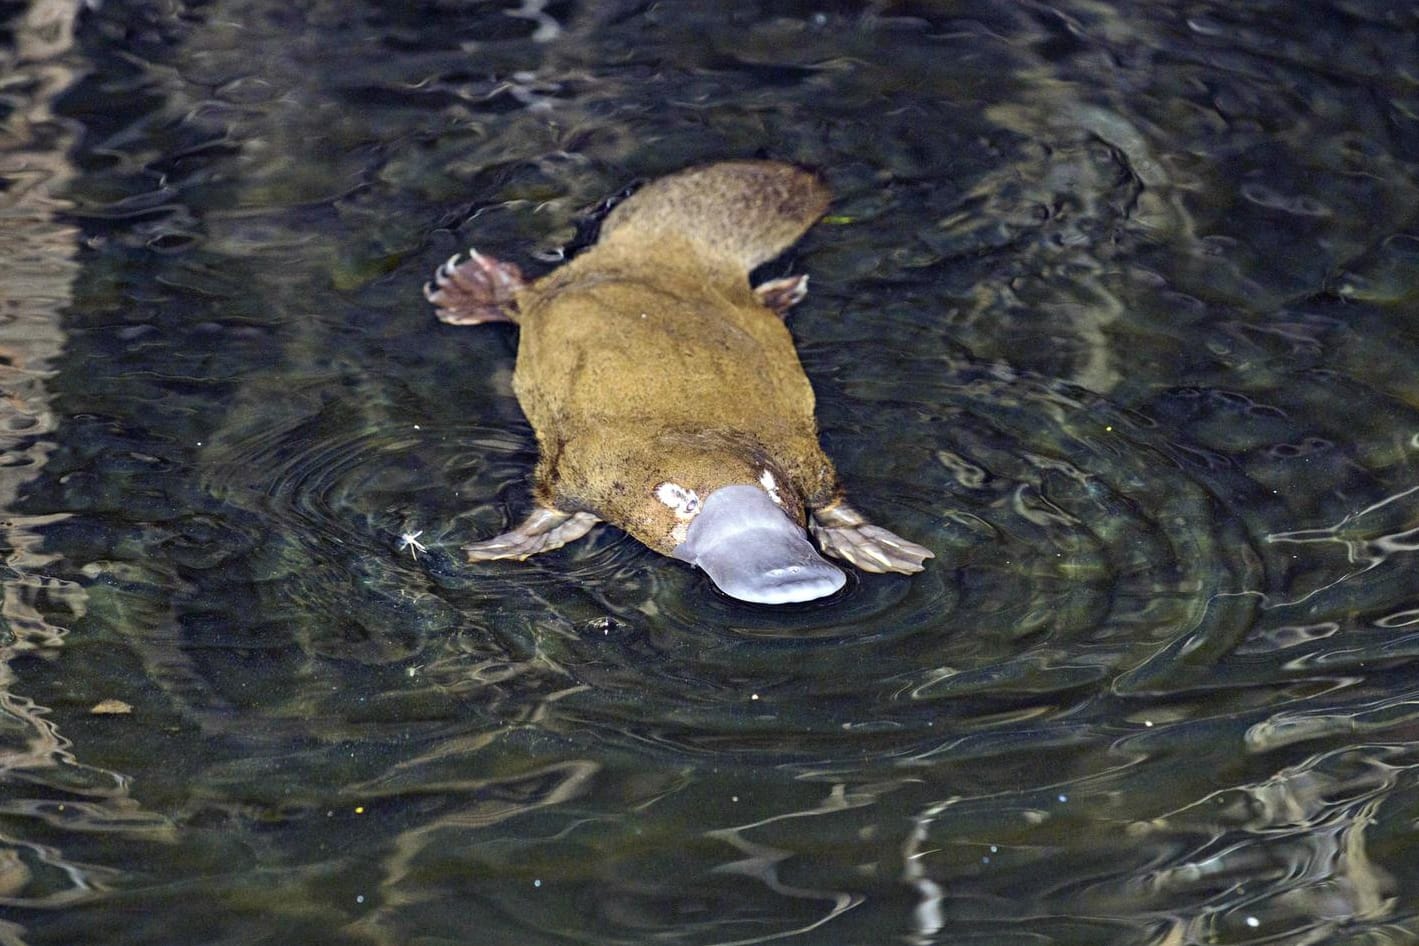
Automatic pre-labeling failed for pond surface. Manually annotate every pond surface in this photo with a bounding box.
[3,1,1419,943]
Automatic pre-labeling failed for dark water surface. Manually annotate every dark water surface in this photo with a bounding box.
[3,1,1419,943]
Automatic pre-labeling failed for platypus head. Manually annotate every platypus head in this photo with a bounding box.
[662,483,845,605]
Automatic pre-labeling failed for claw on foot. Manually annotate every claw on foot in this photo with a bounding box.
[810,502,933,574]
[753,274,809,317]
[425,249,525,325]
[463,508,600,561]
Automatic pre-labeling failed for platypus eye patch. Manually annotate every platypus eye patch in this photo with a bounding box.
[654,482,701,518]
[758,469,783,506]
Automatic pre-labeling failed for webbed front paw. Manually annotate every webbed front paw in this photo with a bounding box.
[463,508,600,561]
[810,502,933,574]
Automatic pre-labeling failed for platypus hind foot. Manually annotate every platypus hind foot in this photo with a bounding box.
[464,507,600,561]
[753,274,809,318]
[425,249,524,325]
[810,503,934,574]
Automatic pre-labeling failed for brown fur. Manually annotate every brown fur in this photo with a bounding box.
[511,161,838,554]
[428,160,933,579]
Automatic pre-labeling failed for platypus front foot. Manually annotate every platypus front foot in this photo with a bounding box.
[425,249,524,325]
[753,274,809,318]
[463,507,600,561]
[810,502,934,574]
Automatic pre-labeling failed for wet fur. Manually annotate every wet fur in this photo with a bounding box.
[428,160,931,578]
[514,162,836,553]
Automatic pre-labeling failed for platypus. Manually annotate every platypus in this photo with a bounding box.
[425,160,931,604]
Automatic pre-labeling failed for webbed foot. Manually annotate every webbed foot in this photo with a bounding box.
[425,249,524,325]
[464,508,600,561]
[753,274,809,318]
[810,502,933,574]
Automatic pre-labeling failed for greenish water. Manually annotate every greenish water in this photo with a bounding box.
[2,1,1419,944]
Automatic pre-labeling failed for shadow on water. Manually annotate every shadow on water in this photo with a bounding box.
[2,0,1419,943]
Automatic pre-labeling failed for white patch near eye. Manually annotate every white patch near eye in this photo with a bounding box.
[655,482,701,518]
[759,470,782,506]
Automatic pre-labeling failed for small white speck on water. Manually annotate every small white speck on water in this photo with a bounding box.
[731,795,739,802]
[398,530,428,559]
[989,845,998,853]
[1057,794,1069,803]
[1245,917,1259,928]
[534,879,542,888]
[356,895,365,904]
[413,424,421,430]
[750,693,760,701]
[1145,720,1154,727]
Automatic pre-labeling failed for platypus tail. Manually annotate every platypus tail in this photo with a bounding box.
[596,161,830,274]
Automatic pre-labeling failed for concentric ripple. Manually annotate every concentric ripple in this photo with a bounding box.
[116,406,545,744]
[106,332,1274,774]
[461,350,1268,768]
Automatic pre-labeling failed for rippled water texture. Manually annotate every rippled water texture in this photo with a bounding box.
[3,1,1419,943]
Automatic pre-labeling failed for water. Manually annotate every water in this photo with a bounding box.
[3,1,1419,943]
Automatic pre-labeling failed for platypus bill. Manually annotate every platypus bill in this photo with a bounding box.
[425,160,932,604]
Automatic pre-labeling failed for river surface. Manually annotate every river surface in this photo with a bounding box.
[2,1,1419,944]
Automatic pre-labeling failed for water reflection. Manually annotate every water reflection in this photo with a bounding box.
[0,0,180,931]
[2,0,1419,943]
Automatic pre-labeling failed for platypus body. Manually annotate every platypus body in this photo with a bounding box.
[426,160,931,604]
